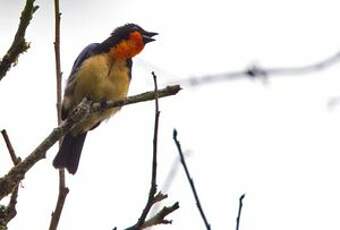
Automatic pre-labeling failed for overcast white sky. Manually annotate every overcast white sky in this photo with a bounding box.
[2,0,340,229]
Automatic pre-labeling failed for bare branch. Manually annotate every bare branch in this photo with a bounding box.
[123,73,179,230]
[49,170,69,230]
[173,129,211,230]
[0,85,181,200]
[173,50,340,86]
[0,0,39,81]
[48,0,69,229]
[54,0,62,125]
[91,85,180,113]
[135,72,161,228]
[0,130,21,226]
[236,194,246,230]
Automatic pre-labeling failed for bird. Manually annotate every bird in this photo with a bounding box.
[53,23,158,174]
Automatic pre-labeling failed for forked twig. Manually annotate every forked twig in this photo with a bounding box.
[0,130,21,226]
[134,72,160,228]
[123,73,179,230]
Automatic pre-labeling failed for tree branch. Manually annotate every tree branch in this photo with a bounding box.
[134,72,160,228]
[90,85,180,113]
[0,0,39,81]
[173,129,211,230]
[49,172,68,230]
[49,0,69,229]
[174,50,340,86]
[122,73,179,230]
[0,130,21,226]
[0,85,181,200]
[54,0,62,126]
[236,194,246,230]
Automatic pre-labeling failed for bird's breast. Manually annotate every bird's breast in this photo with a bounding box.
[71,54,131,133]
[74,54,131,102]
[105,59,131,100]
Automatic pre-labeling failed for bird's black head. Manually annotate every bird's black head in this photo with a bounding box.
[111,23,158,45]
[96,23,158,59]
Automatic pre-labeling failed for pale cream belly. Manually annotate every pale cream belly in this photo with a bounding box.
[70,55,130,135]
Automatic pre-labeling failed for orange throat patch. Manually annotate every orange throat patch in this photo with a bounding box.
[110,31,144,60]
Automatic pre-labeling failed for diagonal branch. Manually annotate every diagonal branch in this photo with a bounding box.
[0,85,181,200]
[173,129,211,230]
[174,50,340,86]
[0,0,39,81]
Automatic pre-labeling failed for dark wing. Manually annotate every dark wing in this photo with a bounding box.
[70,43,100,76]
[61,43,100,120]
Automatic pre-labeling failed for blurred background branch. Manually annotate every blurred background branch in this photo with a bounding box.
[170,50,340,87]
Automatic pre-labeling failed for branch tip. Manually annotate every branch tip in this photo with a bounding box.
[173,129,178,139]
[236,193,246,230]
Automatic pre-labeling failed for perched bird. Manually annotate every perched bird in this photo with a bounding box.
[53,23,158,174]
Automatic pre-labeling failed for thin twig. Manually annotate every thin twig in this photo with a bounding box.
[48,0,69,229]
[0,130,21,226]
[0,85,181,200]
[1,130,21,165]
[151,72,160,200]
[135,72,161,228]
[236,194,246,230]
[173,50,340,86]
[173,129,211,230]
[0,0,39,81]
[54,0,62,125]
[49,170,69,230]
[124,73,179,230]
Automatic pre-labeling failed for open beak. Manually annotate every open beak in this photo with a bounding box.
[142,31,158,44]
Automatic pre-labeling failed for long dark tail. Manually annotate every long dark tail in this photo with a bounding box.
[53,132,87,174]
